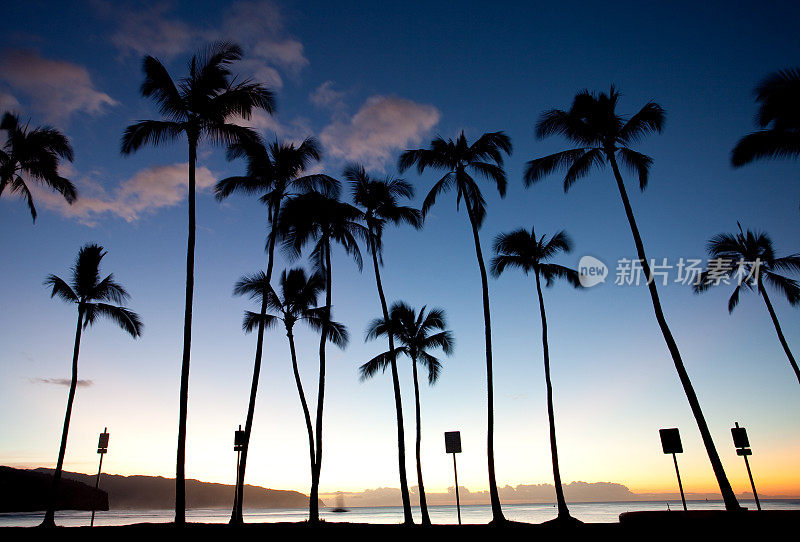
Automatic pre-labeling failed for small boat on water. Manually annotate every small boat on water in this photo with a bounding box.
[331,491,349,513]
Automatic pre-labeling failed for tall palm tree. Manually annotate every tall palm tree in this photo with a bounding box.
[399,131,512,522]
[40,244,142,527]
[234,268,347,516]
[694,224,800,384]
[1,112,76,221]
[214,137,336,524]
[731,68,800,167]
[279,192,365,523]
[525,86,741,512]
[120,41,274,525]
[346,163,421,524]
[490,227,581,523]
[360,302,454,526]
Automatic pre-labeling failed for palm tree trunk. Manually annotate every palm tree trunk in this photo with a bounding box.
[369,230,414,524]
[309,239,332,524]
[608,154,741,512]
[410,356,431,525]
[41,307,84,527]
[534,273,570,519]
[232,214,281,524]
[230,296,266,525]
[287,328,317,487]
[759,283,800,384]
[464,199,504,523]
[176,138,197,526]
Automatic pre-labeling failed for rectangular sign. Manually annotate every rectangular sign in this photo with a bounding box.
[659,428,682,454]
[97,432,109,450]
[444,431,461,454]
[234,429,246,450]
[731,427,750,449]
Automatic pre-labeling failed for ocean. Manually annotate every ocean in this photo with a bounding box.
[2,500,798,527]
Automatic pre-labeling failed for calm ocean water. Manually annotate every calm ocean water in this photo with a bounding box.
[2,500,798,527]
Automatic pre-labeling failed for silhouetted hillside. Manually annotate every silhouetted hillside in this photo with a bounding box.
[32,468,321,509]
[0,466,107,512]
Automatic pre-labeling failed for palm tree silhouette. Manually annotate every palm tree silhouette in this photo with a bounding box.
[525,86,742,511]
[279,191,365,523]
[490,227,581,523]
[120,41,274,525]
[0,112,76,221]
[347,163,421,524]
[694,224,800,384]
[360,302,454,526]
[214,137,335,524]
[399,131,512,522]
[234,268,348,516]
[40,244,142,527]
[732,68,800,168]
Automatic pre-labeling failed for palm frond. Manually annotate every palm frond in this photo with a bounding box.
[43,274,78,303]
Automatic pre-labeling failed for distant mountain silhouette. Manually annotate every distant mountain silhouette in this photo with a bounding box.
[322,481,797,507]
[0,466,107,512]
[28,468,322,510]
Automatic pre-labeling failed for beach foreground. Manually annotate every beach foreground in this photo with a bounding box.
[3,511,798,542]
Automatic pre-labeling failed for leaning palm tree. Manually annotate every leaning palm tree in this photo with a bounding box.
[694,224,800,384]
[360,302,454,526]
[279,191,365,523]
[399,131,511,522]
[346,163,421,524]
[0,112,76,221]
[214,137,336,524]
[40,244,142,527]
[731,68,800,168]
[490,227,581,523]
[120,41,274,525]
[525,86,741,511]
[234,267,347,517]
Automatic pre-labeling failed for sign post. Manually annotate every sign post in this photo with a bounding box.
[732,422,760,511]
[659,428,687,512]
[90,428,109,527]
[232,425,245,521]
[444,431,462,525]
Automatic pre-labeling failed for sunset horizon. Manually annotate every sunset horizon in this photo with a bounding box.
[2,0,799,532]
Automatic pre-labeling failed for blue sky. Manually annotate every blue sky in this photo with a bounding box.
[1,0,799,498]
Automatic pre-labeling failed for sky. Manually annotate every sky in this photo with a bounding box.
[1,0,799,502]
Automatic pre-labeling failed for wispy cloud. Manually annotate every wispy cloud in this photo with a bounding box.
[105,1,308,90]
[33,162,216,225]
[221,1,309,89]
[319,95,441,170]
[110,4,198,59]
[31,378,93,388]
[309,81,347,112]
[0,50,117,124]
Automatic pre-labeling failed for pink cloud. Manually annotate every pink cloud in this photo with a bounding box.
[0,50,117,124]
[32,163,216,225]
[319,95,441,170]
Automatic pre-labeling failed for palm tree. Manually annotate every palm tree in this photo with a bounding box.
[40,244,142,527]
[525,86,741,512]
[0,112,76,221]
[360,302,454,526]
[346,163,421,524]
[233,268,348,517]
[214,137,336,524]
[731,68,800,168]
[694,224,800,384]
[399,131,512,522]
[490,227,581,523]
[120,41,274,525]
[279,192,365,523]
